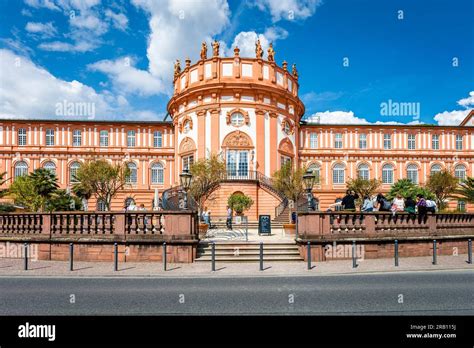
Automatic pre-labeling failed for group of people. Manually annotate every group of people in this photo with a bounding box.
[200,206,233,230]
[329,190,437,223]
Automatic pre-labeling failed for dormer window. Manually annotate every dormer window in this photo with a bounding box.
[183,120,191,133]
[231,112,245,127]
[282,120,292,135]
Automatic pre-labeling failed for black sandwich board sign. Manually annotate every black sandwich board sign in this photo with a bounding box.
[258,215,271,235]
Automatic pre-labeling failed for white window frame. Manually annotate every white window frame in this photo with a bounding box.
[432,134,439,150]
[126,162,137,184]
[100,130,109,147]
[408,134,416,150]
[151,162,164,184]
[383,134,391,150]
[18,128,27,146]
[153,131,163,148]
[359,133,367,149]
[407,164,419,184]
[45,128,55,146]
[14,161,28,178]
[127,130,136,147]
[72,129,82,147]
[334,133,343,149]
[309,133,318,149]
[382,164,394,184]
[332,163,345,184]
[358,163,370,180]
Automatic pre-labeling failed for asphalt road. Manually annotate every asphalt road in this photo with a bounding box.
[0,270,472,315]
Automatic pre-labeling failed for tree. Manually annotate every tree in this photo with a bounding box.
[9,175,43,212]
[272,162,314,204]
[346,178,381,209]
[426,169,459,210]
[188,153,226,213]
[30,168,59,199]
[73,159,130,211]
[387,179,435,201]
[227,193,254,214]
[0,171,9,198]
[46,189,82,212]
[454,177,474,204]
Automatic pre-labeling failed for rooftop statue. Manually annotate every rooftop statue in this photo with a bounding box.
[174,59,181,80]
[292,63,298,79]
[267,42,275,62]
[200,42,207,60]
[212,39,220,57]
[255,39,263,59]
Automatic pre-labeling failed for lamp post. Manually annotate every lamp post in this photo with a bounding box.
[303,170,316,211]
[179,169,193,209]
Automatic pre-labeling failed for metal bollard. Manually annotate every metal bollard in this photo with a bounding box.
[114,242,118,271]
[259,242,263,271]
[69,243,74,271]
[394,240,399,267]
[163,242,167,271]
[307,242,312,270]
[352,241,357,268]
[211,242,216,272]
[468,239,472,264]
[432,240,437,265]
[24,243,28,271]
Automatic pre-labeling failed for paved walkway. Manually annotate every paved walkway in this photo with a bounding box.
[0,255,472,278]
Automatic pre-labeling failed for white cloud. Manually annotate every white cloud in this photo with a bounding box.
[105,9,128,31]
[255,0,322,22]
[434,91,474,125]
[25,22,57,38]
[24,0,61,11]
[132,0,231,92]
[0,49,159,120]
[305,110,423,125]
[88,57,164,96]
[38,40,95,52]
[229,28,288,58]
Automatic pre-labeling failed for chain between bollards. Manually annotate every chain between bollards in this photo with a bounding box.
[432,239,437,265]
[307,241,311,270]
[352,241,357,268]
[69,243,74,271]
[468,239,472,264]
[163,242,167,271]
[24,242,28,271]
[259,242,263,271]
[394,240,399,267]
[114,242,118,271]
[211,242,216,272]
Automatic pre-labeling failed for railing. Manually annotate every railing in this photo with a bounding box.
[297,212,474,239]
[162,185,198,211]
[0,211,199,240]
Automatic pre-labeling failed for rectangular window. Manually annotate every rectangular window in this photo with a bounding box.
[334,133,343,149]
[309,133,318,149]
[154,131,163,148]
[182,155,194,171]
[457,200,466,212]
[72,130,81,147]
[456,135,463,150]
[408,134,416,150]
[432,134,439,150]
[100,130,109,147]
[281,155,292,168]
[127,130,136,147]
[383,134,391,149]
[18,128,27,146]
[45,129,55,146]
[359,133,367,149]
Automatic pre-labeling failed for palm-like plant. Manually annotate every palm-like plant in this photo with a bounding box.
[30,168,59,197]
[454,177,474,204]
[0,171,9,198]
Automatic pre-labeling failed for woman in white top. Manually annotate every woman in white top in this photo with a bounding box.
[392,194,405,212]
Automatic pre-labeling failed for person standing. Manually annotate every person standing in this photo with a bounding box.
[226,205,233,230]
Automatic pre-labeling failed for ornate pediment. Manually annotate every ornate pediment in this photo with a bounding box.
[179,137,196,154]
[222,131,253,148]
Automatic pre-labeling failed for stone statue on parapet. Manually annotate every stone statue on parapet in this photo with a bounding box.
[212,39,220,57]
[267,42,275,62]
[255,39,263,59]
[200,42,207,60]
[174,59,181,80]
[292,63,298,79]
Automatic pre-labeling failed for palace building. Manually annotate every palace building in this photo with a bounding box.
[1,40,473,219]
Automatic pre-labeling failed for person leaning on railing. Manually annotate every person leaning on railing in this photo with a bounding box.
[416,194,428,223]
[342,190,358,212]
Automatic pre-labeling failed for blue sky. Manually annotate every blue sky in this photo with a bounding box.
[0,0,473,125]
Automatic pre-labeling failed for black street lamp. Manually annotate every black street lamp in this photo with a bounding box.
[303,170,316,211]
[179,169,193,209]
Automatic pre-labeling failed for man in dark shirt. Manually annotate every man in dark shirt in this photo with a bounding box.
[342,190,358,211]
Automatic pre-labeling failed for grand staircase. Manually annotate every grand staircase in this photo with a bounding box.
[196,242,303,262]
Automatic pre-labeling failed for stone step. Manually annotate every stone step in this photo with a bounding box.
[195,255,303,262]
[197,250,300,256]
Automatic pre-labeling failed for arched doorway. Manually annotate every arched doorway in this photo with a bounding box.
[222,131,254,179]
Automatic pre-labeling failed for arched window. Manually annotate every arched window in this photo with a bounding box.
[43,161,56,175]
[382,164,394,184]
[455,164,466,181]
[14,161,28,178]
[357,163,370,180]
[407,164,419,184]
[151,163,164,184]
[332,163,345,184]
[70,162,81,183]
[430,164,442,176]
[308,163,321,183]
[126,162,137,184]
